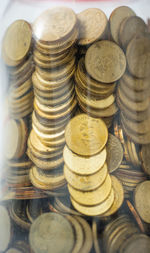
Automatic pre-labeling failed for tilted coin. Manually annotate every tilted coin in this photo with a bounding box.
[85,41,126,83]
[0,205,12,252]
[78,8,108,45]
[29,213,75,253]
[140,144,150,175]
[63,145,106,176]
[120,234,150,253]
[106,134,123,173]
[126,33,150,78]
[65,114,108,156]
[134,181,150,223]
[109,6,136,44]
[33,7,77,43]
[122,70,150,91]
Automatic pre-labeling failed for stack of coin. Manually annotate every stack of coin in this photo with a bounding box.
[75,40,126,128]
[140,144,150,176]
[63,114,124,216]
[2,20,34,119]
[103,215,140,253]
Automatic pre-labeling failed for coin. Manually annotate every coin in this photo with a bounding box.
[55,195,81,216]
[126,33,150,78]
[29,213,75,253]
[68,174,112,206]
[6,249,21,253]
[78,8,108,45]
[120,234,150,253]
[119,16,147,49]
[33,7,77,43]
[106,134,123,173]
[92,220,101,253]
[2,20,32,66]
[140,144,150,175]
[109,6,136,44]
[9,55,33,78]
[0,205,12,252]
[64,163,108,191]
[85,41,126,83]
[134,181,150,223]
[63,145,106,176]
[122,70,150,91]
[65,114,108,156]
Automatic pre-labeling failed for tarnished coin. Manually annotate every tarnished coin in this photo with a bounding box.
[78,8,108,45]
[29,213,75,253]
[85,41,126,83]
[64,163,108,191]
[126,33,150,78]
[109,6,136,44]
[65,114,108,156]
[2,20,32,66]
[33,7,77,43]
[0,205,12,252]
[122,70,150,91]
[119,16,147,49]
[141,144,150,175]
[68,174,112,206]
[63,145,106,176]
[106,134,123,173]
[120,234,150,253]
[134,181,150,223]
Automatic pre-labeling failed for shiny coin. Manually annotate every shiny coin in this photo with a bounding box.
[134,181,150,223]
[63,145,106,176]
[109,6,135,44]
[85,40,126,83]
[78,8,108,45]
[29,213,75,253]
[65,114,108,156]
[106,134,123,173]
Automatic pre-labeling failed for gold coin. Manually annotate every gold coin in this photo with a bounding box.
[63,145,106,176]
[65,114,108,156]
[85,40,126,83]
[106,134,123,173]
[68,174,112,206]
[10,64,34,87]
[64,163,108,191]
[9,78,32,100]
[2,20,32,66]
[34,127,65,144]
[122,70,150,92]
[109,6,135,44]
[119,16,147,49]
[102,176,124,217]
[71,188,114,216]
[34,48,68,62]
[78,8,108,45]
[140,144,150,175]
[126,33,150,78]
[9,90,34,108]
[33,7,77,43]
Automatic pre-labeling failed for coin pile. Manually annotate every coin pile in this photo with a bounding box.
[63,114,124,216]
[75,40,126,128]
[29,212,93,253]
[2,19,34,119]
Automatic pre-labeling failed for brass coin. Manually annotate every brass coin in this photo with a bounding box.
[0,205,11,252]
[109,6,135,44]
[134,181,150,223]
[122,70,150,91]
[33,124,65,142]
[71,188,114,216]
[9,55,33,78]
[126,33,150,78]
[64,163,108,191]
[78,8,108,45]
[33,48,68,62]
[102,176,124,217]
[75,216,93,253]
[85,40,126,83]
[106,134,123,173]
[63,145,107,176]
[141,144,150,175]
[119,16,147,49]
[65,114,108,156]
[6,159,32,169]
[68,174,112,206]
[120,234,150,253]
[66,216,84,253]
[2,20,32,66]
[29,213,75,253]
[92,220,101,253]
[33,7,77,43]
[10,78,32,100]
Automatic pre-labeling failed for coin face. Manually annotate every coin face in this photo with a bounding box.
[29,213,74,253]
[109,6,136,44]
[106,134,123,173]
[33,7,77,43]
[65,114,108,156]
[85,41,126,83]
[134,181,150,223]
[126,33,150,78]
[78,8,108,45]
[2,20,32,66]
